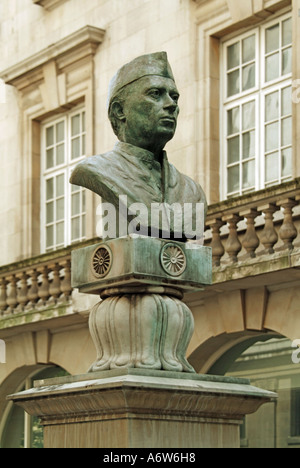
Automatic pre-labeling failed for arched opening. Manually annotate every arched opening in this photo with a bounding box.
[0,365,69,448]
[0,340,5,363]
[204,334,300,448]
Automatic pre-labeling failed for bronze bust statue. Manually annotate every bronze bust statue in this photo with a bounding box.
[70,52,207,241]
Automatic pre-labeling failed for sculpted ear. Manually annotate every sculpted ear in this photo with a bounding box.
[111,101,126,122]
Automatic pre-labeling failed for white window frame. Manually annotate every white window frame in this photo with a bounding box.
[221,11,292,200]
[41,107,86,252]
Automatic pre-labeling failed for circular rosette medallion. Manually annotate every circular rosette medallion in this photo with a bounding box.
[160,243,187,277]
[91,245,112,278]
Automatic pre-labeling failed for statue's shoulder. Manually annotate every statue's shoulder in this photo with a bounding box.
[70,150,118,182]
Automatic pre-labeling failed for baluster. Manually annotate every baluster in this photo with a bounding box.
[38,266,50,305]
[278,198,298,250]
[240,209,260,258]
[49,263,62,302]
[27,269,39,308]
[60,259,72,300]
[0,277,8,315]
[206,219,225,266]
[17,271,29,311]
[6,275,18,314]
[258,203,279,254]
[222,214,242,263]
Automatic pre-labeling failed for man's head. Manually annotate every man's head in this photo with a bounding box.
[108,52,180,155]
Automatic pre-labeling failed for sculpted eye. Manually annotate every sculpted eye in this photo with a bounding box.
[148,88,161,99]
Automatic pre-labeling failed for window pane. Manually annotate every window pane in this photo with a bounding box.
[71,217,80,240]
[56,174,64,197]
[228,136,240,164]
[282,18,292,47]
[243,131,255,159]
[82,214,86,238]
[228,165,240,194]
[265,91,279,122]
[46,148,54,169]
[242,160,255,189]
[46,126,54,146]
[56,121,64,143]
[46,201,54,223]
[56,222,64,245]
[227,107,240,135]
[282,47,292,75]
[82,112,85,132]
[227,42,240,70]
[46,178,54,200]
[71,182,78,193]
[266,24,279,54]
[265,152,279,182]
[46,225,54,248]
[242,63,255,91]
[227,70,240,97]
[242,35,255,63]
[71,114,80,136]
[282,147,292,177]
[265,122,279,152]
[71,192,80,216]
[282,87,292,116]
[56,143,65,165]
[242,101,255,130]
[282,117,292,147]
[56,198,64,221]
[265,53,279,82]
[71,137,80,159]
[82,190,86,213]
[82,134,86,156]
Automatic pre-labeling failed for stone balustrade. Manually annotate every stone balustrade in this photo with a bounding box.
[204,178,300,266]
[0,251,73,316]
[1,179,300,317]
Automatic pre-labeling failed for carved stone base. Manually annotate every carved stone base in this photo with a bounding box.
[88,289,195,373]
[8,369,276,448]
[71,236,212,373]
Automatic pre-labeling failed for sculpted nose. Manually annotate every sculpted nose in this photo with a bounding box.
[164,94,178,112]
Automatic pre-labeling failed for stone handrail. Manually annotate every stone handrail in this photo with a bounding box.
[0,239,98,316]
[204,178,300,266]
[1,178,300,315]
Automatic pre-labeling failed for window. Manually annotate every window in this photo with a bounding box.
[222,14,292,199]
[42,109,86,252]
[0,367,69,448]
[291,388,300,437]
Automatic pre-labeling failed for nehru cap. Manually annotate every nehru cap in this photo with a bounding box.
[108,51,175,107]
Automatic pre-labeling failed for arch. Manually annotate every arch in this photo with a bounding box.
[0,340,5,363]
[188,330,279,374]
[187,285,300,374]
[0,364,69,448]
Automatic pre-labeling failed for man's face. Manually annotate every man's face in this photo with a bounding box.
[121,75,180,154]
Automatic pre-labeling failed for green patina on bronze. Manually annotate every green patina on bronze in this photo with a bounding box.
[70,52,207,241]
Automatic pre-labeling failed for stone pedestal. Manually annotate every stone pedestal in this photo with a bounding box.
[7,236,276,448]
[8,369,276,448]
[71,236,212,373]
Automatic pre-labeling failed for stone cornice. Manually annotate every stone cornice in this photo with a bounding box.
[33,0,69,10]
[0,25,105,90]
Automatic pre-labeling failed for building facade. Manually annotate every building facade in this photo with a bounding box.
[0,0,300,447]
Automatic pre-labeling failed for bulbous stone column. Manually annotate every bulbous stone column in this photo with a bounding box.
[88,288,194,372]
[71,235,212,373]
